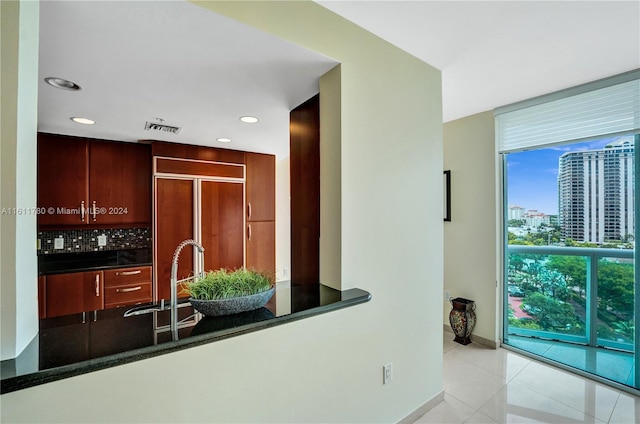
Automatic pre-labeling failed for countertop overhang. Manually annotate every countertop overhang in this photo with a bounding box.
[1,284,370,394]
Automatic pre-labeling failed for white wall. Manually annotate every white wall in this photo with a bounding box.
[1,2,444,422]
[0,0,39,361]
[443,111,499,344]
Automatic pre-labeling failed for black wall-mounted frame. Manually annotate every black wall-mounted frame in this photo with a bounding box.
[444,170,451,222]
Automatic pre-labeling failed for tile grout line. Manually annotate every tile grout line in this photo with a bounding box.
[605,393,621,424]
[444,343,506,423]
[455,345,590,422]
[444,391,479,416]
[507,364,619,422]
[437,338,636,424]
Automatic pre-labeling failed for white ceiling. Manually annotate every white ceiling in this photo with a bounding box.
[318,0,640,122]
[38,1,338,156]
[38,1,640,155]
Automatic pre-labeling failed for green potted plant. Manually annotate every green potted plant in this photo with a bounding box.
[182,268,274,316]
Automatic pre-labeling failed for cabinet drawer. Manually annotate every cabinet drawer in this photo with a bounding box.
[104,282,152,309]
[104,266,151,286]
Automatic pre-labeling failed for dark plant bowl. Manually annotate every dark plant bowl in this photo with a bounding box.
[189,287,275,317]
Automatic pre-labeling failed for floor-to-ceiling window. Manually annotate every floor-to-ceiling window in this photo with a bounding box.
[497,71,639,392]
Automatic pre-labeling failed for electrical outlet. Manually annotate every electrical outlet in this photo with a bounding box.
[383,363,393,385]
[283,268,289,277]
[444,290,451,301]
[54,237,64,250]
[97,234,107,247]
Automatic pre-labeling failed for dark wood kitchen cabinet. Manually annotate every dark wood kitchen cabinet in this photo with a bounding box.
[103,266,153,309]
[245,152,275,222]
[200,180,245,272]
[37,133,151,228]
[152,146,276,297]
[43,270,104,318]
[154,178,195,301]
[151,140,245,164]
[88,140,151,225]
[245,152,275,277]
[37,134,89,226]
[40,266,152,317]
[154,176,244,301]
[246,221,275,277]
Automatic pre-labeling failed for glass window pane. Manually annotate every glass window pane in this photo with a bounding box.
[504,135,636,389]
[597,257,635,351]
[507,253,587,341]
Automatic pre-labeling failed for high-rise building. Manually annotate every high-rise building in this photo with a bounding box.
[508,205,525,220]
[558,138,634,243]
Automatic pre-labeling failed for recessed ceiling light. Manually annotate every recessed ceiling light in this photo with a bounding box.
[216,138,232,143]
[45,77,81,91]
[70,117,95,125]
[239,116,259,124]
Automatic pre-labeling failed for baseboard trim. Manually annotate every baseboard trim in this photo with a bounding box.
[398,390,445,424]
[443,324,497,349]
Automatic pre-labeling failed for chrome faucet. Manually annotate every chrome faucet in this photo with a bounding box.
[170,239,205,339]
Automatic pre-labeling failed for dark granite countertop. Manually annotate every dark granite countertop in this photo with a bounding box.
[38,249,152,275]
[1,283,370,394]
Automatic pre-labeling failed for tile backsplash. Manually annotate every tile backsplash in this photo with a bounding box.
[38,227,151,254]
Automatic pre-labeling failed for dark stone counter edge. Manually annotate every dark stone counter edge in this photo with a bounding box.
[1,288,371,394]
[38,262,153,276]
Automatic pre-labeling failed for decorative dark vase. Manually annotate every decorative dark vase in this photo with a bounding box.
[449,297,476,345]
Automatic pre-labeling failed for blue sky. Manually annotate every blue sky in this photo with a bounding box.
[506,136,630,215]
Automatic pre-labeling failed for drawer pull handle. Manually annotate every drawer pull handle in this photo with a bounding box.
[116,286,142,293]
[80,201,86,222]
[95,274,100,297]
[248,202,252,219]
[116,270,142,276]
[248,224,252,241]
[92,201,97,221]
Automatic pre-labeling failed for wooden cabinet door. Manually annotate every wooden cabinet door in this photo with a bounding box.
[45,271,104,318]
[155,178,194,301]
[246,221,275,278]
[37,133,89,227]
[245,152,275,222]
[37,133,152,227]
[89,140,151,225]
[245,153,276,280]
[201,181,245,272]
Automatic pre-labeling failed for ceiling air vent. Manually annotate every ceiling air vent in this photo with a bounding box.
[144,121,182,134]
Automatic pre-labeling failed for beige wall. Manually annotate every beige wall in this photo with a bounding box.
[1,1,444,422]
[274,155,291,282]
[319,65,342,289]
[443,111,499,344]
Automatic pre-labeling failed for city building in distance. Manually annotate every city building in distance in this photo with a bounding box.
[507,205,556,239]
[558,138,635,243]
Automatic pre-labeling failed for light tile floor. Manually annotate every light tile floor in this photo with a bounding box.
[413,333,640,423]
